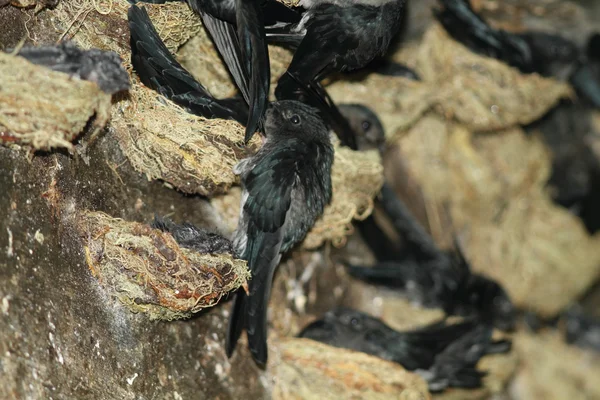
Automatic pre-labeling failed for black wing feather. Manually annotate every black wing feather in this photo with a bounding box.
[128,6,247,122]
[236,0,271,143]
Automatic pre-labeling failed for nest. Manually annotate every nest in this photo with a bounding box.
[112,83,257,196]
[78,211,249,320]
[345,282,517,400]
[53,0,202,65]
[327,24,572,139]
[393,115,600,316]
[0,51,112,150]
[271,338,431,400]
[511,332,600,399]
[212,144,384,249]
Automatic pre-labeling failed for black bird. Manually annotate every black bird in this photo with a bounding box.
[434,0,578,75]
[348,184,516,330]
[13,41,130,94]
[266,0,407,149]
[338,103,386,152]
[151,215,233,254]
[226,100,334,367]
[299,308,511,391]
[129,0,298,143]
[370,60,421,80]
[570,33,600,109]
[562,305,600,352]
[128,6,249,125]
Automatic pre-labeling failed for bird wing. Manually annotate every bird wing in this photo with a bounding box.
[128,6,247,122]
[387,319,479,371]
[227,138,308,366]
[434,0,533,72]
[236,0,271,143]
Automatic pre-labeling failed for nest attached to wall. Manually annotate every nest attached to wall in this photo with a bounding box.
[53,0,202,65]
[0,51,112,150]
[345,282,517,400]
[327,24,572,140]
[393,115,600,316]
[78,211,249,320]
[511,332,600,399]
[112,83,256,196]
[271,338,431,400]
[212,145,384,249]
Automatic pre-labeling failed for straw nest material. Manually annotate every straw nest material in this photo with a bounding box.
[394,115,600,316]
[327,24,572,139]
[78,211,249,320]
[53,0,202,65]
[112,83,257,196]
[271,338,431,400]
[511,332,600,399]
[346,284,517,400]
[0,51,112,150]
[52,0,261,196]
[212,145,384,249]
[178,34,294,100]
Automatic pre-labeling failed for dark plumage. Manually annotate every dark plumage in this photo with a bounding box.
[434,0,578,75]
[299,308,511,391]
[14,41,129,94]
[151,216,233,254]
[338,103,385,152]
[563,305,600,352]
[267,0,407,149]
[348,183,516,330]
[371,60,421,80]
[570,33,600,109]
[129,0,297,142]
[128,6,249,124]
[226,100,334,367]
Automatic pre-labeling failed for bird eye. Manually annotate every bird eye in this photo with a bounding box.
[290,114,301,125]
[350,317,362,330]
[361,120,371,131]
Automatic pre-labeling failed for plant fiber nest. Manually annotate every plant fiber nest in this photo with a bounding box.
[270,338,431,400]
[212,145,385,250]
[78,211,249,320]
[327,24,572,140]
[53,0,384,241]
[0,51,112,150]
[392,115,600,317]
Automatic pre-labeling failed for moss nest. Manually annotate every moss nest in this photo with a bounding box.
[0,51,112,150]
[511,332,600,399]
[327,24,572,140]
[53,0,202,64]
[78,211,249,320]
[112,83,258,196]
[271,338,431,400]
[391,115,600,316]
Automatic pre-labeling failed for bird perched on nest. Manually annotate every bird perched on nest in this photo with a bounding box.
[266,0,408,149]
[129,0,299,143]
[348,184,516,331]
[299,308,511,391]
[226,100,334,367]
